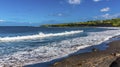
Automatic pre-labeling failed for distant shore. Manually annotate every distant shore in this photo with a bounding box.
[41,18,120,28]
[52,40,120,67]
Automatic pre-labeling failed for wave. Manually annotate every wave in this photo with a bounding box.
[0,30,83,42]
[0,28,120,66]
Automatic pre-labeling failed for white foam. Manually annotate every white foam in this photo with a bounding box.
[0,27,120,66]
[0,30,83,42]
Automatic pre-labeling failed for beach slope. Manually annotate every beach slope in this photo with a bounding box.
[52,40,120,67]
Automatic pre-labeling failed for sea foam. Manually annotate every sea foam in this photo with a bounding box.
[0,30,83,42]
[0,27,120,66]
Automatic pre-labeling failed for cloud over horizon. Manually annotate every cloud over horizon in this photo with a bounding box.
[0,0,119,26]
[94,13,120,20]
[0,20,5,22]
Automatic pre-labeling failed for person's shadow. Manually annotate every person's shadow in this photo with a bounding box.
[110,57,120,67]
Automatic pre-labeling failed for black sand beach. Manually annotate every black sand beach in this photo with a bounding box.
[52,40,120,67]
[24,40,120,67]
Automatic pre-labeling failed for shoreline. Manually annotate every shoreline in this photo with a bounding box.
[24,37,120,67]
[1,28,120,67]
[52,40,120,67]
[17,28,119,67]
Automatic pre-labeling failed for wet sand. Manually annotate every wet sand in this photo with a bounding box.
[24,40,120,67]
[52,40,120,67]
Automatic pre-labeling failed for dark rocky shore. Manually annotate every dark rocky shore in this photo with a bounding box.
[52,40,120,67]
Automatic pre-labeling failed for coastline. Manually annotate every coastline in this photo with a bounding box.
[24,36,120,67]
[52,40,120,67]
[23,28,120,67]
[1,27,119,67]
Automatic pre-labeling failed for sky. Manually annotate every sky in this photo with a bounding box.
[0,0,120,26]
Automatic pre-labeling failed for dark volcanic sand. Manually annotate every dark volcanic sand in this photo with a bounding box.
[24,40,120,67]
[52,40,120,67]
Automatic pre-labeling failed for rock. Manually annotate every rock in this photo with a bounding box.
[111,53,120,57]
[92,48,99,52]
[77,63,82,67]
[111,53,117,56]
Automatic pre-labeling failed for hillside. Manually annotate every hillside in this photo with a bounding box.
[41,18,120,27]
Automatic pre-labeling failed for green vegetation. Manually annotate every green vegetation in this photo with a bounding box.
[41,18,120,27]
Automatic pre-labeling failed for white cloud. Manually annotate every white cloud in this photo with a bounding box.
[0,20,5,22]
[57,13,63,16]
[93,0,101,2]
[100,7,110,12]
[101,13,110,18]
[93,0,110,2]
[101,13,120,19]
[68,0,81,5]
[51,13,69,17]
[94,13,120,19]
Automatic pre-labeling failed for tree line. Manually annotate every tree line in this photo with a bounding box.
[41,18,120,27]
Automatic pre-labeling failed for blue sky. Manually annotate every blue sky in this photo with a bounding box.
[0,0,120,26]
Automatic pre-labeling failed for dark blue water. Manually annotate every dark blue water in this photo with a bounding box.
[0,27,108,55]
[0,26,109,37]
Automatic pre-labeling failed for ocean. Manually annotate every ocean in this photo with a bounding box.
[0,26,120,66]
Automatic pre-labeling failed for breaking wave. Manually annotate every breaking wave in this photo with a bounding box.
[0,27,120,67]
[0,30,83,42]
